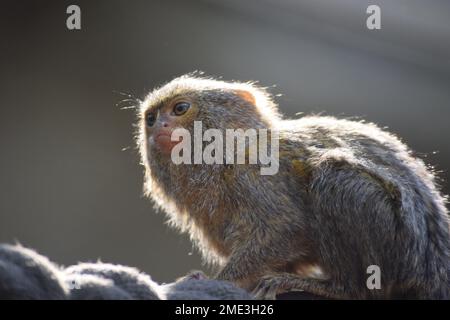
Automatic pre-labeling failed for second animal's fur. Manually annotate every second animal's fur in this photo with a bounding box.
[138,74,450,299]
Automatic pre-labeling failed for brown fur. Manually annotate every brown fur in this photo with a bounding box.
[137,74,450,299]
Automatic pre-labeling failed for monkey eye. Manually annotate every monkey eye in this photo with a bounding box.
[173,102,190,116]
[146,112,157,127]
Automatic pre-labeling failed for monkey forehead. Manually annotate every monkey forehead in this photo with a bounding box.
[140,75,277,115]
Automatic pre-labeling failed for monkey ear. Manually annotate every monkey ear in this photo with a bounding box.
[234,89,256,105]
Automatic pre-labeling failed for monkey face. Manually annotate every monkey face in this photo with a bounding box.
[143,95,199,155]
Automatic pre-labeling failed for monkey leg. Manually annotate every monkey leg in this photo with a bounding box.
[214,239,272,290]
[252,273,349,300]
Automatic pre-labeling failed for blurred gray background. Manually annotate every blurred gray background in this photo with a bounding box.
[1,0,449,283]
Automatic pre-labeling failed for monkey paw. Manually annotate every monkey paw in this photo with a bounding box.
[177,270,209,282]
[252,274,290,300]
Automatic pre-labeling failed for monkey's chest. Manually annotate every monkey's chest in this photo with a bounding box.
[190,206,235,259]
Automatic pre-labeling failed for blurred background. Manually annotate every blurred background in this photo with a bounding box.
[1,0,449,283]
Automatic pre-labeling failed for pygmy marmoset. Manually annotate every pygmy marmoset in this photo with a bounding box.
[137,74,450,299]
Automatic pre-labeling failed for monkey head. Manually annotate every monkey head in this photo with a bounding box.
[138,75,280,162]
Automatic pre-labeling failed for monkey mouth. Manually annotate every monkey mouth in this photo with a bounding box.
[153,132,181,155]
[155,132,172,141]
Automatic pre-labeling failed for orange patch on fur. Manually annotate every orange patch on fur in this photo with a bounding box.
[234,89,256,105]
